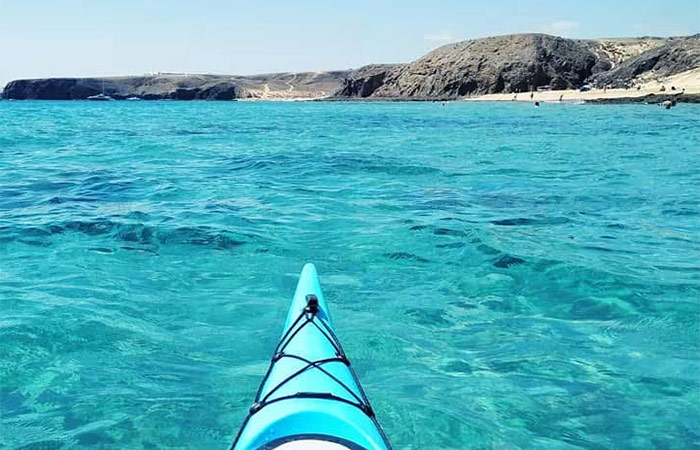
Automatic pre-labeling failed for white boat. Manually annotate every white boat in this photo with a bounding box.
[87,80,114,101]
[87,93,113,101]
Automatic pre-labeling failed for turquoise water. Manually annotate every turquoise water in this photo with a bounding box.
[1,100,699,450]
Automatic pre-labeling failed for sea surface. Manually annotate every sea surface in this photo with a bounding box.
[1,100,699,450]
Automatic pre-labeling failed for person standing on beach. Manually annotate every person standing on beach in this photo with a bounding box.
[559,94,563,101]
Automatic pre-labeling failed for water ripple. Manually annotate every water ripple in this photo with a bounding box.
[1,101,698,450]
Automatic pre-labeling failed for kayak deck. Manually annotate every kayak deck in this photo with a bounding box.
[230,264,391,450]
[274,440,354,449]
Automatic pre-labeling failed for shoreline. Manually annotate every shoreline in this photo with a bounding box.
[466,92,700,104]
[3,68,698,104]
[3,95,700,104]
[466,67,700,103]
[465,88,697,103]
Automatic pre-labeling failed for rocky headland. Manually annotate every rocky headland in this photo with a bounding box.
[1,71,349,101]
[336,34,699,101]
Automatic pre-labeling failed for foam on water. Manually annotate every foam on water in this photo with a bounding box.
[1,101,699,449]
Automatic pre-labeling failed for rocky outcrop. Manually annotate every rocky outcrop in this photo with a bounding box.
[334,33,700,100]
[334,64,404,98]
[1,75,236,100]
[2,71,349,100]
[2,78,102,100]
[591,38,668,67]
[588,36,700,88]
[586,92,700,104]
[336,34,605,99]
[166,83,237,100]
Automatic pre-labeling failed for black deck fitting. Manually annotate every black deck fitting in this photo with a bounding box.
[249,402,263,414]
[305,294,319,314]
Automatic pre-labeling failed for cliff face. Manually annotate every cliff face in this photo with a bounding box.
[338,34,604,99]
[3,78,103,100]
[588,36,700,88]
[1,75,237,100]
[2,71,350,100]
[335,33,700,100]
[334,64,405,98]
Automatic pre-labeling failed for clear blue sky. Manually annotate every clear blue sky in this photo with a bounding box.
[1,0,698,87]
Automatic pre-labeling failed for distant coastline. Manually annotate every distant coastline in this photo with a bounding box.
[3,33,698,103]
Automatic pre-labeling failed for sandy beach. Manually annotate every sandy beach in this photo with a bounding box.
[467,67,700,102]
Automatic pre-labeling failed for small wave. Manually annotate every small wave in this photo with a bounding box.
[0,220,248,250]
[384,252,429,263]
[433,227,468,237]
[405,307,452,326]
[436,242,466,249]
[440,360,473,375]
[570,296,638,320]
[653,264,700,273]
[493,254,526,268]
[662,208,699,217]
[46,196,99,204]
[476,244,500,255]
[491,217,570,226]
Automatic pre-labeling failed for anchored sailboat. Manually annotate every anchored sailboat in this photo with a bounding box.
[87,79,113,101]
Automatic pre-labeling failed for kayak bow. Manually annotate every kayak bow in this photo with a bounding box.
[231,264,392,450]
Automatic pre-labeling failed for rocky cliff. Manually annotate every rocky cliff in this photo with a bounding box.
[338,34,605,99]
[588,36,700,88]
[2,76,235,100]
[334,33,700,100]
[2,71,350,101]
[333,64,405,98]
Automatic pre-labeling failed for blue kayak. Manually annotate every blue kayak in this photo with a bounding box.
[231,264,392,450]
